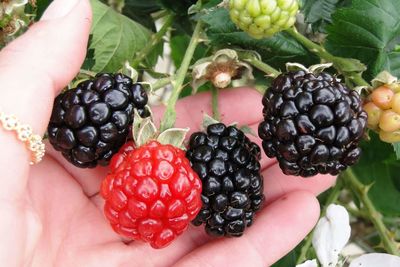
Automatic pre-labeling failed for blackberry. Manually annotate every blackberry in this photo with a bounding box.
[187,123,264,237]
[48,73,149,168]
[259,71,367,177]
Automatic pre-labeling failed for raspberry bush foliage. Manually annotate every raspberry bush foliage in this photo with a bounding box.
[8,0,400,262]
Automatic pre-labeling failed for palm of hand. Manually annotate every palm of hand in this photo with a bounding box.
[0,1,335,267]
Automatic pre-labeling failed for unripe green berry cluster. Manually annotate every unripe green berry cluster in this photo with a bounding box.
[229,0,299,39]
[364,85,400,143]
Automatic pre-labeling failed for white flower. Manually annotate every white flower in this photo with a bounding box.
[349,253,400,267]
[296,259,318,267]
[312,204,351,267]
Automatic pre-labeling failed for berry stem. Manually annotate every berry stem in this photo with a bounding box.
[160,20,204,131]
[296,180,342,265]
[211,86,221,121]
[239,52,281,77]
[285,27,370,87]
[131,13,175,69]
[342,168,400,256]
[152,76,172,91]
[79,69,97,77]
[108,0,125,12]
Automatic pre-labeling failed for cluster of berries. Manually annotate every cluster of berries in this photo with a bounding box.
[48,73,264,248]
[45,0,375,250]
[364,85,400,143]
[229,0,299,39]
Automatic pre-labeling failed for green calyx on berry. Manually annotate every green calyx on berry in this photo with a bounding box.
[191,49,254,92]
[132,110,189,150]
[228,0,299,39]
[364,71,400,143]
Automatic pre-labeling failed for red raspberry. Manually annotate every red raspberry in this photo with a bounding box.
[100,141,202,249]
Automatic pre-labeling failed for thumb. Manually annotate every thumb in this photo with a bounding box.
[0,0,92,200]
[0,0,92,134]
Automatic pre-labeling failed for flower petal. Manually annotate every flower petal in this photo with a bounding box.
[312,204,351,267]
[296,259,318,267]
[349,253,400,267]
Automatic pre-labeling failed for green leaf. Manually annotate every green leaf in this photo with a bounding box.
[300,0,351,33]
[271,245,301,267]
[393,143,400,160]
[271,251,297,267]
[157,0,196,14]
[301,0,339,32]
[33,0,52,20]
[122,0,160,31]
[386,52,400,78]
[203,0,223,9]
[170,35,208,69]
[87,0,151,72]
[326,0,400,79]
[351,133,400,216]
[200,9,318,70]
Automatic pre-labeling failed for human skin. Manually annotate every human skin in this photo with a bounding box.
[0,0,336,266]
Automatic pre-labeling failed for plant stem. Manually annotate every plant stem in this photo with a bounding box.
[347,72,370,87]
[160,20,203,131]
[296,180,343,265]
[211,86,220,121]
[344,204,369,219]
[342,168,400,255]
[239,52,281,77]
[131,13,175,69]
[152,10,169,20]
[79,69,97,77]
[285,27,370,87]
[108,0,124,12]
[152,76,172,91]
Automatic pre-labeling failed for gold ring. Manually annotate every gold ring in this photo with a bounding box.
[0,111,45,164]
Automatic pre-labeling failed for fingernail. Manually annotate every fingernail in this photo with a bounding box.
[41,0,80,21]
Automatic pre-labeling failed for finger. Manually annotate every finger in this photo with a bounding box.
[48,87,264,196]
[0,0,92,134]
[262,163,337,203]
[0,0,92,200]
[172,191,320,267]
[152,87,264,133]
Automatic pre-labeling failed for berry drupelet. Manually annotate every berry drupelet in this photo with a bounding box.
[187,123,264,237]
[48,73,149,168]
[259,70,367,177]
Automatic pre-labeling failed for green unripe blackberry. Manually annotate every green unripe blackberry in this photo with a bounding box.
[229,0,299,39]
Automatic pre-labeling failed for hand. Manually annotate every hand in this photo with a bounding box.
[0,0,335,266]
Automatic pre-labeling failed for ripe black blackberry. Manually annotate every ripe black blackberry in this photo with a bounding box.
[259,70,367,177]
[187,123,264,237]
[48,73,149,168]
